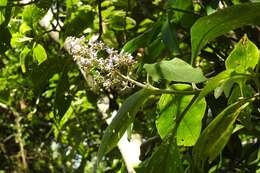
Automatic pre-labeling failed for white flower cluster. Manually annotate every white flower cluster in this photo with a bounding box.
[64,37,136,92]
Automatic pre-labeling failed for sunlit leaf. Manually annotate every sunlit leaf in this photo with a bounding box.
[0,0,7,6]
[0,10,5,25]
[225,34,259,72]
[19,23,31,34]
[66,0,79,9]
[193,100,250,172]
[20,46,31,73]
[191,3,260,64]
[156,84,207,146]
[144,58,207,83]
[53,106,74,140]
[22,4,43,27]
[109,11,136,31]
[197,70,234,102]
[33,43,47,64]
[58,106,74,132]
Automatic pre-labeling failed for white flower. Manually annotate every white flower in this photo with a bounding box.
[65,36,136,92]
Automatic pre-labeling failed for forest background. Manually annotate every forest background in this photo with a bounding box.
[0,0,260,172]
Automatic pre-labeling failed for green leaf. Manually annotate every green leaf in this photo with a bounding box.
[58,106,74,130]
[22,4,43,27]
[193,100,250,172]
[55,62,72,117]
[197,70,234,102]
[144,58,207,83]
[20,46,31,73]
[97,89,155,165]
[66,0,79,9]
[30,58,63,95]
[167,0,193,21]
[0,0,7,6]
[33,43,47,64]
[225,34,259,72]
[53,106,74,140]
[191,3,260,64]
[156,84,207,146]
[145,37,165,62]
[109,11,136,31]
[64,6,94,37]
[228,84,254,105]
[214,79,235,99]
[19,23,31,34]
[0,10,5,25]
[162,19,178,52]
[223,79,235,97]
[142,138,184,173]
[121,23,161,53]
[167,0,197,28]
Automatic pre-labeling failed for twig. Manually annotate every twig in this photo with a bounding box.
[167,7,202,17]
[97,0,103,40]
[116,71,199,95]
[172,94,199,135]
[14,113,28,172]
[0,102,28,172]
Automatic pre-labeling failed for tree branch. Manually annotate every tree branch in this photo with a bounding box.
[40,9,141,173]
[97,0,103,40]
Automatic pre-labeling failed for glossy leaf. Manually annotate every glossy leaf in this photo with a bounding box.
[143,138,184,173]
[97,89,155,164]
[144,58,207,83]
[225,34,259,72]
[162,19,178,52]
[191,3,260,63]
[156,84,207,146]
[193,101,250,172]
[33,43,47,64]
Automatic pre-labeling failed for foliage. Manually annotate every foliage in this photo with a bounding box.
[0,0,259,173]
